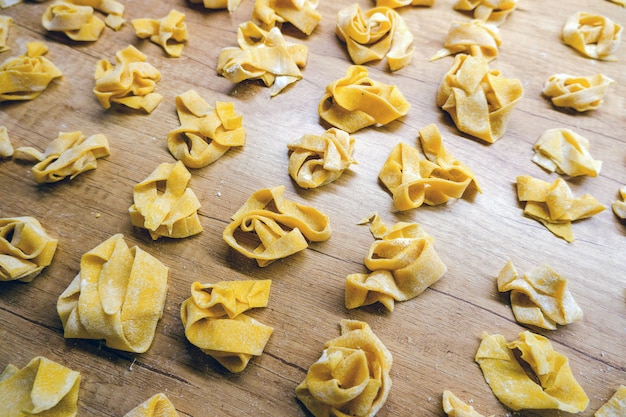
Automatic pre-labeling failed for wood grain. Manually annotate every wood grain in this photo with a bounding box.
[1,0,625,416]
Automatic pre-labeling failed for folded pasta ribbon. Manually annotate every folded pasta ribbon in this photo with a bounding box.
[516,175,605,242]
[0,41,62,103]
[453,0,517,26]
[189,0,243,13]
[319,65,410,133]
[93,45,162,112]
[132,10,188,57]
[375,0,434,9]
[217,21,308,97]
[42,2,105,41]
[595,385,626,417]
[613,186,626,220]
[252,0,321,36]
[346,213,447,311]
[14,130,110,183]
[532,128,602,177]
[57,234,169,353]
[0,356,80,417]
[0,15,12,52]
[336,4,415,71]
[436,54,523,143]
[223,185,331,266]
[180,280,273,373]
[296,319,393,417]
[562,12,622,61]
[442,390,489,417]
[497,260,583,330]
[287,127,356,189]
[0,125,13,158]
[475,331,589,412]
[543,73,614,112]
[431,19,501,62]
[167,89,245,169]
[123,393,179,417]
[379,124,480,211]
[129,161,203,240]
[0,216,57,282]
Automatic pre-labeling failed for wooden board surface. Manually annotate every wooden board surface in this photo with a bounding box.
[1,0,625,416]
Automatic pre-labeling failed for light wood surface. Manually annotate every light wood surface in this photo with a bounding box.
[1,0,625,416]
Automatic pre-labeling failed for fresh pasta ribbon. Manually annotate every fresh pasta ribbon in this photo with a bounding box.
[167,89,245,168]
[189,0,243,13]
[93,45,162,113]
[0,216,57,282]
[453,0,517,26]
[543,73,614,112]
[532,128,602,177]
[296,319,393,417]
[0,356,80,417]
[287,127,356,189]
[431,19,501,62]
[0,125,13,158]
[0,41,62,103]
[57,234,169,353]
[595,385,626,417]
[562,12,622,61]
[252,0,321,36]
[319,65,410,133]
[0,15,12,52]
[223,185,331,267]
[180,280,273,373]
[475,331,589,412]
[123,393,179,417]
[516,175,605,242]
[608,0,626,5]
[42,2,105,41]
[442,390,488,417]
[346,214,446,311]
[129,161,203,240]
[336,4,414,71]
[436,54,523,143]
[132,10,188,58]
[68,0,124,29]
[14,130,110,183]
[613,186,626,220]
[379,124,480,211]
[497,260,583,330]
[376,0,434,8]
[217,21,308,97]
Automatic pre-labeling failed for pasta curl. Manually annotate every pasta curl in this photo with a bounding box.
[123,394,179,417]
[543,73,614,112]
[252,0,321,35]
[132,10,188,57]
[562,12,622,61]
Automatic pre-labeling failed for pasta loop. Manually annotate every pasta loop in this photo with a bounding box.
[252,0,321,35]
[57,234,169,353]
[0,216,57,282]
[543,73,614,111]
[132,10,188,57]
[532,128,602,177]
[431,19,501,62]
[562,12,622,61]
[453,0,517,26]
[123,394,179,417]
[42,2,105,41]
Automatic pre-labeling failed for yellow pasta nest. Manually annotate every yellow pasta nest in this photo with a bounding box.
[132,9,188,57]
[375,0,434,8]
[0,356,81,417]
[431,19,501,62]
[0,15,12,52]
[0,41,62,103]
[222,185,331,266]
[543,73,614,112]
[319,65,410,133]
[497,260,583,330]
[13,130,110,183]
[93,45,162,113]
[42,0,124,41]
[562,12,623,61]
[595,385,626,417]
[453,0,517,26]
[475,331,589,412]
[516,175,605,242]
[181,280,273,373]
[437,54,523,143]
[532,128,602,177]
[336,4,414,71]
[252,0,321,35]
[379,124,481,211]
[129,161,203,240]
[0,216,57,282]
[0,125,13,158]
[57,233,169,353]
[287,127,356,189]
[296,319,393,417]
[167,89,245,169]
[345,213,447,311]
[123,393,179,417]
[442,390,488,417]
[613,186,626,220]
[189,0,242,13]
[217,21,308,97]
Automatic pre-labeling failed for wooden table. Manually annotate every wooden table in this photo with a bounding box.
[1,0,624,415]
